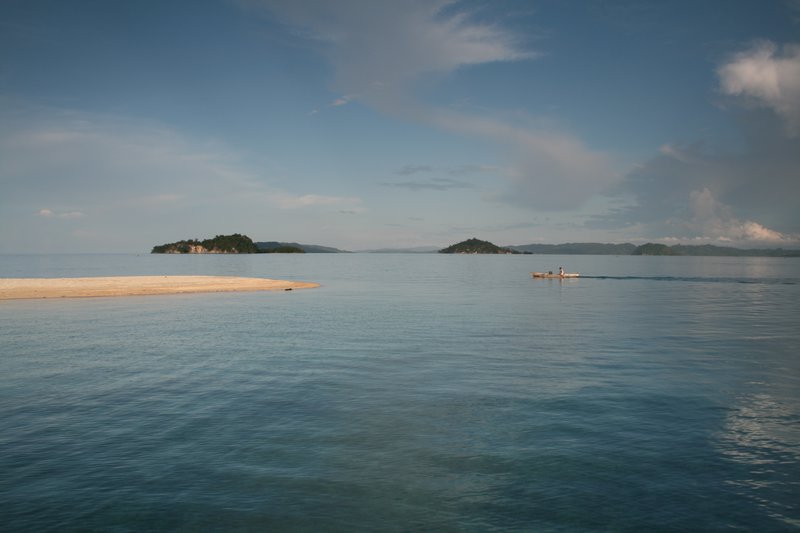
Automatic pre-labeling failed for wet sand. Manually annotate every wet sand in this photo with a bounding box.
[0,276,320,300]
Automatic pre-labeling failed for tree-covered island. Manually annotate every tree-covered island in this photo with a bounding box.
[151,234,304,254]
[439,238,520,254]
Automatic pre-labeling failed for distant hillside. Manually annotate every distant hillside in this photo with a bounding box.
[256,241,348,253]
[152,234,259,254]
[632,243,800,257]
[261,245,305,253]
[631,243,678,256]
[439,238,518,254]
[510,242,637,255]
[668,244,800,257]
[509,241,799,257]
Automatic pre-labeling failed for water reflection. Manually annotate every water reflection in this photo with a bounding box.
[716,390,800,527]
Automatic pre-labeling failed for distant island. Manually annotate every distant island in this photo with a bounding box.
[152,234,262,254]
[151,235,350,254]
[439,238,520,254]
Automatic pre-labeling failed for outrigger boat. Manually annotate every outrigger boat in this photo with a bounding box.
[531,271,580,279]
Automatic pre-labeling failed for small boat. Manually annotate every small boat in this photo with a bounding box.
[531,272,580,279]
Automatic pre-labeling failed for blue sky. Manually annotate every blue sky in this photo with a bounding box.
[1,0,799,252]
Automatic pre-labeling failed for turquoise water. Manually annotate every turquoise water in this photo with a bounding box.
[2,254,799,531]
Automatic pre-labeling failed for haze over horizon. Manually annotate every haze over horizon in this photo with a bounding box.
[2,0,799,253]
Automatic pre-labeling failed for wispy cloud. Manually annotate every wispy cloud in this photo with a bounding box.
[37,208,85,219]
[384,177,473,191]
[332,94,358,106]
[256,191,362,210]
[1,108,357,211]
[0,106,363,250]
[395,163,500,176]
[406,109,618,209]
[260,0,533,99]
[396,165,436,176]
[447,164,501,176]
[253,1,613,211]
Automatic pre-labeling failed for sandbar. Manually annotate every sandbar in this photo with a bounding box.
[0,276,320,300]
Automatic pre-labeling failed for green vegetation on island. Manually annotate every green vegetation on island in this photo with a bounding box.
[631,243,678,256]
[152,234,260,254]
[439,238,519,254]
[151,235,342,254]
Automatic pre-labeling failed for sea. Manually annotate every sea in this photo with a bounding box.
[1,253,799,532]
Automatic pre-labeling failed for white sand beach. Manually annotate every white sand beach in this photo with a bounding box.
[0,276,320,300]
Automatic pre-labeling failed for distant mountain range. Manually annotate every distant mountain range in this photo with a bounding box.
[509,242,800,257]
[152,234,799,257]
[364,242,797,256]
[509,243,636,255]
[311,241,800,256]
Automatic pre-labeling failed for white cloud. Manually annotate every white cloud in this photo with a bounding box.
[331,94,357,106]
[718,41,800,134]
[385,176,473,191]
[658,143,694,163]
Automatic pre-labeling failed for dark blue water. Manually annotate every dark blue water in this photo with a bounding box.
[2,254,799,531]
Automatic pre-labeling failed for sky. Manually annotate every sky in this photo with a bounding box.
[1,0,799,253]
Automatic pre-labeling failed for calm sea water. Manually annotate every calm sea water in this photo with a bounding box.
[1,253,799,531]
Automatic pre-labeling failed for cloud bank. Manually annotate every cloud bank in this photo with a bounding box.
[590,40,800,246]
[686,187,790,244]
[597,135,799,246]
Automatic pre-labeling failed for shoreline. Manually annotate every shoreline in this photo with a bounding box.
[0,276,320,300]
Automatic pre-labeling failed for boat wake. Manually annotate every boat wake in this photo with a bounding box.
[579,275,797,285]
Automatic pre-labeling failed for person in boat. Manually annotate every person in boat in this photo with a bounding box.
[559,266,564,277]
